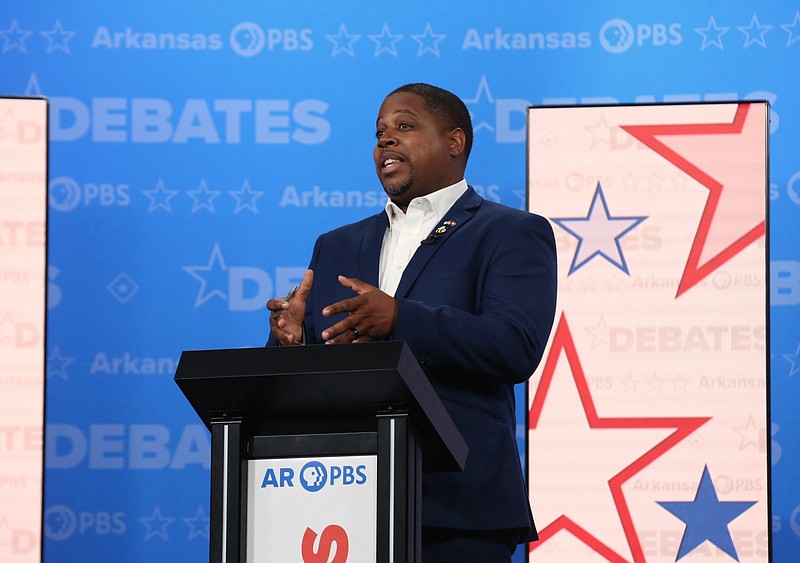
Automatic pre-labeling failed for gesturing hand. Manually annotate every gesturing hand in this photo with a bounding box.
[266,269,313,345]
[321,275,397,344]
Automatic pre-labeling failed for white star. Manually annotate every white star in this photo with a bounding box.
[183,507,210,540]
[139,506,174,541]
[24,72,43,96]
[187,179,220,213]
[781,11,800,47]
[695,16,729,51]
[229,179,263,213]
[41,20,76,54]
[738,14,771,48]
[0,19,33,53]
[411,23,445,56]
[48,346,75,380]
[143,179,179,212]
[464,75,495,133]
[782,341,800,377]
[368,23,402,57]
[183,244,228,307]
[326,23,360,57]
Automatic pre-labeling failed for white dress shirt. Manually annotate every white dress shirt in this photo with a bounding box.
[379,179,469,296]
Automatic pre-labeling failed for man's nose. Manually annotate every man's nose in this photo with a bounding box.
[378,134,396,148]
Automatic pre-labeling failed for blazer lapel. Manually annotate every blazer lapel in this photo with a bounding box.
[394,187,482,298]
[358,212,388,287]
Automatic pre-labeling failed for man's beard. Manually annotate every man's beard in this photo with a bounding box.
[381,170,413,198]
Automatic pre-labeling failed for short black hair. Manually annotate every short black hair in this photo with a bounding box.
[389,83,473,161]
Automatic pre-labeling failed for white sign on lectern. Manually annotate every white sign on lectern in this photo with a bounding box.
[247,455,377,562]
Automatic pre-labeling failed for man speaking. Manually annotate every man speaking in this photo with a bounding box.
[267,83,557,562]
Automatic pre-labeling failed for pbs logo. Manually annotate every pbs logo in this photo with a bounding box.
[599,18,682,54]
[49,176,130,211]
[300,461,327,492]
[230,22,265,57]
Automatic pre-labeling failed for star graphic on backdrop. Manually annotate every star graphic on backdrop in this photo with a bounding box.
[621,374,639,393]
[326,23,360,57]
[143,179,179,212]
[738,13,771,48]
[552,183,647,276]
[695,16,729,50]
[25,72,43,96]
[0,517,12,548]
[781,11,800,46]
[187,179,220,213]
[529,315,709,561]
[733,415,761,450]
[0,19,33,53]
[671,373,691,393]
[368,23,402,57]
[584,315,610,350]
[411,23,445,56]
[464,75,495,133]
[183,244,228,307]
[0,310,15,344]
[781,341,800,377]
[41,20,76,53]
[139,506,174,541]
[658,465,756,560]
[0,107,18,140]
[47,346,75,380]
[183,507,210,540]
[229,179,263,213]
[620,103,765,297]
[585,114,610,148]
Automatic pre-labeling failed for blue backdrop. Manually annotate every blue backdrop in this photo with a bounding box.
[1,1,798,561]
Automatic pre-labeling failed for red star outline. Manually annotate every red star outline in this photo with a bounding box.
[529,314,710,562]
[620,103,766,298]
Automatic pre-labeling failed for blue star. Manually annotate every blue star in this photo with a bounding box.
[552,183,647,275]
[658,465,756,561]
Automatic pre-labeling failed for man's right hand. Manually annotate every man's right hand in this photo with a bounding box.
[267,269,313,345]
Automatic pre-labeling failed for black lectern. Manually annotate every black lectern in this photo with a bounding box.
[174,341,467,563]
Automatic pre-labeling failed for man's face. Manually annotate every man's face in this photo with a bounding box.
[373,92,458,210]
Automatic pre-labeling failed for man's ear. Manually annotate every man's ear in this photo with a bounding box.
[448,127,467,158]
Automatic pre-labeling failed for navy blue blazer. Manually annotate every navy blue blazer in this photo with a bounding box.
[270,187,557,538]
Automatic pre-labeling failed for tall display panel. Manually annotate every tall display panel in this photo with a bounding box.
[527,102,769,562]
[0,96,48,562]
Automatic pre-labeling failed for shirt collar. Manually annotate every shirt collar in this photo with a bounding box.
[384,179,469,229]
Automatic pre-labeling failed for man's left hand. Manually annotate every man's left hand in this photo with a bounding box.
[320,275,397,344]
